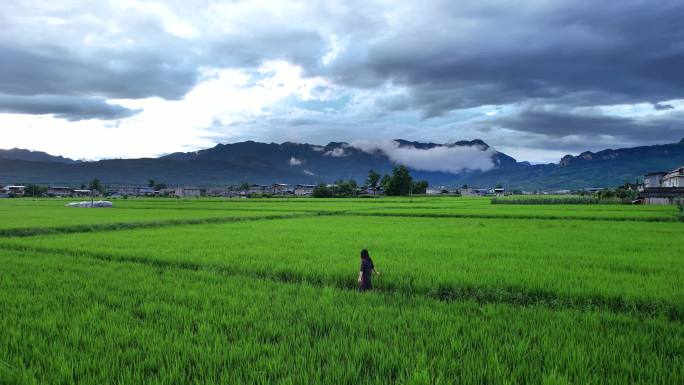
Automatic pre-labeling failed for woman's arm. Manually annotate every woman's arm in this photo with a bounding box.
[358,270,363,283]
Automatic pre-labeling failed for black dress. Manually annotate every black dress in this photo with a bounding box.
[359,258,374,291]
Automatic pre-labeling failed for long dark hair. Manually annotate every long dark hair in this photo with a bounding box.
[360,249,370,260]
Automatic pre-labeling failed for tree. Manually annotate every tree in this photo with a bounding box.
[412,180,429,194]
[148,179,156,188]
[154,183,167,191]
[88,178,104,194]
[312,183,332,198]
[24,184,47,197]
[239,182,250,191]
[334,179,359,197]
[384,165,413,196]
[380,174,391,190]
[366,170,381,193]
[495,183,503,189]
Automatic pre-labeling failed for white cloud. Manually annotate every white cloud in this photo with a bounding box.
[303,169,315,175]
[352,140,495,173]
[0,61,330,159]
[289,156,303,166]
[324,147,347,157]
[110,0,200,39]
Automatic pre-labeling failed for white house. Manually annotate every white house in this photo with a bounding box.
[294,184,315,196]
[2,185,25,196]
[643,171,667,188]
[271,183,290,195]
[362,187,383,195]
[73,189,94,197]
[247,185,268,195]
[663,167,684,188]
[205,187,235,197]
[461,188,488,197]
[47,186,73,197]
[425,187,443,195]
[175,186,201,198]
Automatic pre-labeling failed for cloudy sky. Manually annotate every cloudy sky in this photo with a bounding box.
[1,0,684,163]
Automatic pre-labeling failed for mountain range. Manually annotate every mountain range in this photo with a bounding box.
[1,139,684,190]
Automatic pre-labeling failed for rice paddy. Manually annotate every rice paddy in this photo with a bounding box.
[0,197,682,384]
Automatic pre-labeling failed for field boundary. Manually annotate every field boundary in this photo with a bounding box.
[0,212,320,237]
[3,243,680,322]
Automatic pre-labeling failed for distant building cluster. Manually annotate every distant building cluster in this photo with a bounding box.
[3,168,684,204]
[0,183,586,199]
[0,183,322,198]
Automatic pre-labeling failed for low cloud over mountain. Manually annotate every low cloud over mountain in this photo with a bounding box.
[353,140,496,174]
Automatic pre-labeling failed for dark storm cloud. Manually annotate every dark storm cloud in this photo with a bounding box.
[0,43,198,100]
[3,0,684,149]
[321,0,684,116]
[488,107,684,143]
[653,103,675,111]
[210,30,327,71]
[0,94,141,121]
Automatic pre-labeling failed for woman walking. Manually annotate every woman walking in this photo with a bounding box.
[358,249,380,291]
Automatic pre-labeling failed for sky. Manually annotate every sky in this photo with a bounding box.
[1,0,684,164]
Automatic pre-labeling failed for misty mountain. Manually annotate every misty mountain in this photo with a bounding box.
[448,138,684,190]
[1,139,684,190]
[0,148,79,164]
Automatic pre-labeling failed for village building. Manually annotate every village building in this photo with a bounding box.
[582,187,603,194]
[643,172,667,188]
[47,186,73,197]
[270,183,291,195]
[72,189,94,197]
[107,187,140,197]
[639,166,684,204]
[138,187,157,196]
[205,187,235,197]
[158,188,177,197]
[294,184,315,196]
[174,186,201,198]
[2,185,26,197]
[460,188,488,197]
[662,167,684,188]
[360,187,383,196]
[247,184,268,195]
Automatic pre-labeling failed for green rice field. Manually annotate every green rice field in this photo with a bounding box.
[1,197,682,384]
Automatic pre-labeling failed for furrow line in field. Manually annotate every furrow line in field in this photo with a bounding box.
[112,206,320,212]
[2,242,680,322]
[0,213,319,238]
[338,211,681,222]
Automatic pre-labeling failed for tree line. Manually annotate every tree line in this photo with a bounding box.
[313,165,428,197]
